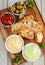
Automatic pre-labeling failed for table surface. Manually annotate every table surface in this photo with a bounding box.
[0,0,45,65]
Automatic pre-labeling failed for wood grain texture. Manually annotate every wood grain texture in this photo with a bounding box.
[35,0,42,13]
[20,62,33,65]
[7,0,45,65]
[33,56,44,65]
[8,0,18,7]
[0,33,7,65]
[0,0,45,65]
[0,0,7,10]
[42,0,45,22]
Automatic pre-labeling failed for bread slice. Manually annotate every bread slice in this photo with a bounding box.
[11,15,43,40]
[11,22,26,34]
[35,31,43,43]
[18,28,34,39]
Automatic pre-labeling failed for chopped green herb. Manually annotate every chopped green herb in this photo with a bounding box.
[39,43,45,48]
[26,0,35,8]
[12,54,22,63]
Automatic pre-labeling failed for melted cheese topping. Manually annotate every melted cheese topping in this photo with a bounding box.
[6,36,22,51]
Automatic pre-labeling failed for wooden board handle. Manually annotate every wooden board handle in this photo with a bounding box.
[0,24,8,40]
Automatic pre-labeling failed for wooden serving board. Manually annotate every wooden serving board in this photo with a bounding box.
[0,0,45,65]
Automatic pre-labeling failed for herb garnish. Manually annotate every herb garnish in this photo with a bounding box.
[26,0,35,8]
[39,43,45,48]
[12,54,22,64]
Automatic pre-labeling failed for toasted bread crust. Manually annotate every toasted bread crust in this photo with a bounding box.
[11,15,43,40]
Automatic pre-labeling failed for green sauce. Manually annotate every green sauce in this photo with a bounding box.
[23,43,41,61]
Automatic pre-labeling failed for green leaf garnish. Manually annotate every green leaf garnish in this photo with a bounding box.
[26,0,35,8]
[39,43,45,48]
[12,54,22,63]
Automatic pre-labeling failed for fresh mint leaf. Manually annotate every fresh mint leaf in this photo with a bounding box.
[39,43,45,48]
[26,1,35,8]
[12,54,22,63]
[16,54,19,58]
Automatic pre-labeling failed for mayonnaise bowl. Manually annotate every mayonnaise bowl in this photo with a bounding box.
[5,35,24,53]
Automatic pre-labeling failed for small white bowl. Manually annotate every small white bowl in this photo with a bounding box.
[5,35,24,53]
[22,43,41,62]
[11,2,26,16]
[0,12,15,28]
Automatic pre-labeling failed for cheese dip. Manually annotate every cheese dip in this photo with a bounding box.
[5,35,24,53]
